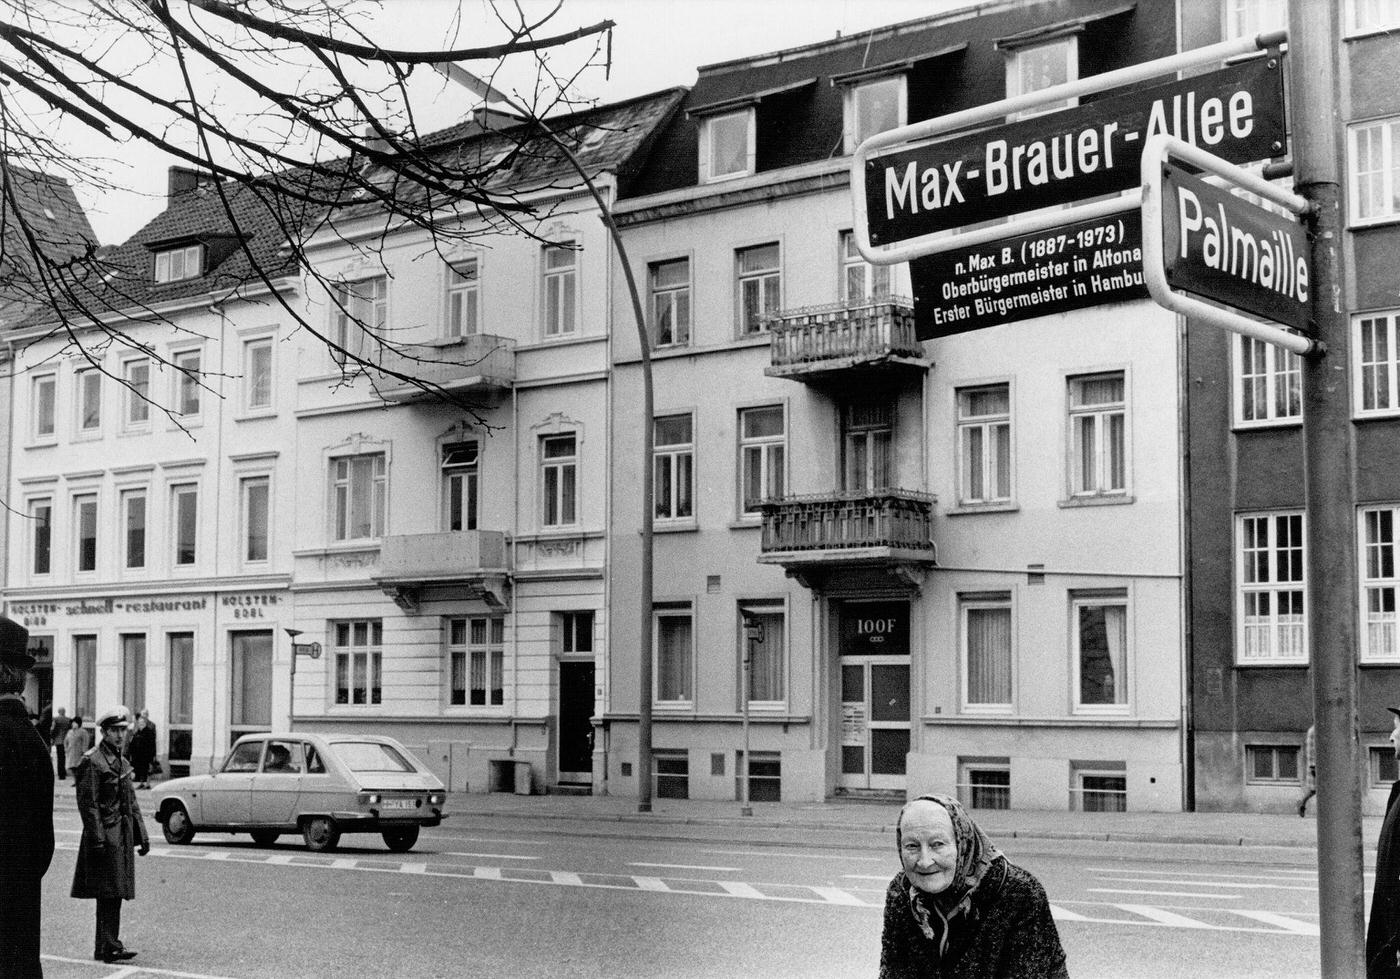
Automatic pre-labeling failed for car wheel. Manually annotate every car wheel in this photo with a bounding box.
[382,826,419,853]
[301,816,340,852]
[249,830,280,847]
[163,804,196,845]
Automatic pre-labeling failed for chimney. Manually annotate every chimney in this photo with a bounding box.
[167,165,209,202]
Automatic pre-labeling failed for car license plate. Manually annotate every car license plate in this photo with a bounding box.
[380,798,417,810]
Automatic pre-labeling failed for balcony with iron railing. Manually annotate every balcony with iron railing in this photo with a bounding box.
[376,333,516,403]
[763,298,929,384]
[757,489,937,586]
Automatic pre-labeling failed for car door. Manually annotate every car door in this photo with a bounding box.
[249,739,305,825]
[202,739,262,826]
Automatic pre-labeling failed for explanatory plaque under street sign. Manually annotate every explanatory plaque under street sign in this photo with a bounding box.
[912,211,1146,339]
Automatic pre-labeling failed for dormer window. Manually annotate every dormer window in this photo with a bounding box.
[154,244,203,283]
[845,76,905,153]
[702,109,754,183]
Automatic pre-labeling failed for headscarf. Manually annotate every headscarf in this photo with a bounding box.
[896,793,1007,960]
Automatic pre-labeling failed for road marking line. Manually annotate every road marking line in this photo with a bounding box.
[1049,904,1092,921]
[41,952,249,979]
[810,886,867,906]
[444,852,539,860]
[629,862,740,872]
[400,863,428,874]
[202,851,231,861]
[842,874,895,881]
[1116,904,1215,928]
[719,881,765,899]
[1230,909,1320,935]
[331,858,357,869]
[551,871,583,886]
[1090,888,1240,899]
[265,854,294,865]
[1095,876,1313,891]
[700,848,884,861]
[1088,867,1315,881]
[633,876,670,892]
[473,866,501,880]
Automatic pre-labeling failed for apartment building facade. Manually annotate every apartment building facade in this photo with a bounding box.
[1184,0,1400,814]
[606,0,1190,809]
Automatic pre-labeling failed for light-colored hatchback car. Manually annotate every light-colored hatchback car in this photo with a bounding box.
[151,732,447,853]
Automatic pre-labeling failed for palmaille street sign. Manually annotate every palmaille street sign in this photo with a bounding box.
[864,56,1284,248]
[1158,165,1310,332]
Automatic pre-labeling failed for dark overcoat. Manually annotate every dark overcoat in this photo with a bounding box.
[70,740,148,900]
[0,694,55,978]
[1369,780,1400,977]
[879,861,1069,979]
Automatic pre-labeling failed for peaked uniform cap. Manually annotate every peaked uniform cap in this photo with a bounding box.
[0,616,33,669]
[96,705,130,729]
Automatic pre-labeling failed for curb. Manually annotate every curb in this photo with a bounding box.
[442,806,1317,851]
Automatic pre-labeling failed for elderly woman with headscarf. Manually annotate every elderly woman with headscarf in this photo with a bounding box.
[879,794,1068,978]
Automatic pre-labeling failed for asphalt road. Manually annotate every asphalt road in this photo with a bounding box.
[32,804,1326,978]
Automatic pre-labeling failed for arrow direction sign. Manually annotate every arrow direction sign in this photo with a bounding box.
[863,56,1285,248]
[1160,165,1310,332]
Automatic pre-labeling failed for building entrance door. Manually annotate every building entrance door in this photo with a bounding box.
[557,661,595,785]
[836,601,911,792]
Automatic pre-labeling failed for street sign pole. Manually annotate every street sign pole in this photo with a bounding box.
[1289,4,1366,974]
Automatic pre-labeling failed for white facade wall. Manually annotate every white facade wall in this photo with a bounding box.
[609,164,1186,808]
[5,292,301,773]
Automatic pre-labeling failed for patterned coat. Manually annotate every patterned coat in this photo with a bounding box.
[70,740,148,900]
[879,861,1069,979]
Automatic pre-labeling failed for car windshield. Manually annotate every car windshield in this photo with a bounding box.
[329,741,415,773]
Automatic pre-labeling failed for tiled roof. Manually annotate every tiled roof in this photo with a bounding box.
[0,163,98,327]
[13,87,685,330]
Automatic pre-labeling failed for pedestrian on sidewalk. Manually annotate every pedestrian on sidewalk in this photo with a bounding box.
[0,616,55,979]
[63,717,89,785]
[71,705,149,965]
[50,709,72,781]
[879,794,1068,979]
[1298,724,1317,818]
[126,712,156,790]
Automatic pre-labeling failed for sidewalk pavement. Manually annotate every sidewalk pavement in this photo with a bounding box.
[440,789,1382,851]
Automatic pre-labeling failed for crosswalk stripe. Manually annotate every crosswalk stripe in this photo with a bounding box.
[1049,904,1091,921]
[1117,904,1215,928]
[1230,909,1319,935]
[810,886,867,906]
[633,876,670,892]
[551,871,584,886]
[719,881,765,899]
[473,866,501,880]
[400,863,428,875]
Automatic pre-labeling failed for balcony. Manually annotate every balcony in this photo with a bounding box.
[372,530,510,611]
[763,298,929,385]
[757,489,937,590]
[377,334,515,403]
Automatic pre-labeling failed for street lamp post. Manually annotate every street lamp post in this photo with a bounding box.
[740,614,764,817]
[284,629,302,732]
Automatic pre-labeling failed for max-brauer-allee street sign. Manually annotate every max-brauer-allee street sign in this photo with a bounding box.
[865,56,1284,248]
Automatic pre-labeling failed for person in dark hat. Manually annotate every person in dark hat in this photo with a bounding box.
[1369,707,1400,978]
[71,705,148,964]
[0,615,54,978]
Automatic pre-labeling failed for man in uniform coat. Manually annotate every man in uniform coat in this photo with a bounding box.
[71,705,149,964]
[0,616,55,978]
[1369,706,1400,978]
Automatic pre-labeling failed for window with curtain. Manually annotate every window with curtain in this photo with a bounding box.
[655,605,693,704]
[442,442,479,532]
[1362,507,1400,662]
[1358,312,1400,414]
[735,243,781,335]
[1073,594,1129,711]
[961,597,1012,709]
[73,635,97,719]
[172,484,198,566]
[230,631,274,728]
[739,405,785,515]
[1238,335,1301,423]
[331,453,386,541]
[1068,371,1126,496]
[541,434,578,527]
[241,476,270,563]
[840,230,891,303]
[123,489,147,570]
[649,258,691,347]
[124,358,151,428]
[1238,512,1306,663]
[332,276,386,365]
[739,601,785,705]
[332,620,382,706]
[29,499,51,576]
[957,384,1012,505]
[842,400,892,492]
[654,414,694,521]
[77,368,101,434]
[175,349,202,417]
[32,374,55,440]
[74,494,98,573]
[120,634,146,713]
